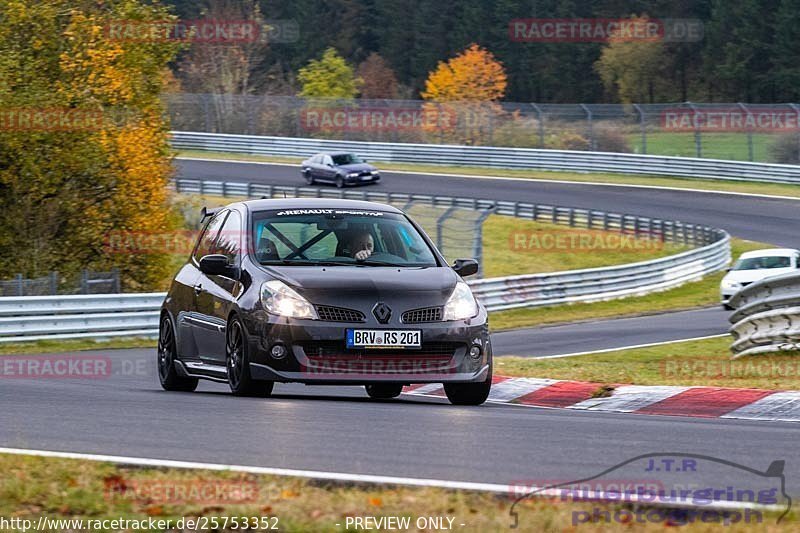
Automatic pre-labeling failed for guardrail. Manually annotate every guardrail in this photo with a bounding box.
[0,293,164,343]
[171,131,800,184]
[728,273,800,357]
[1,181,730,342]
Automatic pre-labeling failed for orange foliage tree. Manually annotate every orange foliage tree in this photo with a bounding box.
[421,44,507,145]
[0,0,182,291]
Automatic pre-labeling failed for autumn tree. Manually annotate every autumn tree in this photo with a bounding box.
[594,16,670,104]
[421,43,507,145]
[298,48,360,99]
[0,0,181,291]
[357,53,399,99]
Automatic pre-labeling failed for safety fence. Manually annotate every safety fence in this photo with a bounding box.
[166,94,800,163]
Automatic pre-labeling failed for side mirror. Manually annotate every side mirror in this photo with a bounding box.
[199,254,233,276]
[452,258,479,277]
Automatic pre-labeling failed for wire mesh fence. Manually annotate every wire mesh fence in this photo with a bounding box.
[0,269,121,296]
[164,94,800,163]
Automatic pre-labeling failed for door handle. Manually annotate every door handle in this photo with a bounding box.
[193,283,203,295]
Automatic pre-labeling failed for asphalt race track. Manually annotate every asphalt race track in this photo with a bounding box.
[1,349,798,497]
[492,307,728,357]
[2,158,799,505]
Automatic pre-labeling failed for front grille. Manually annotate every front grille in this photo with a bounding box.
[402,306,442,323]
[301,340,462,358]
[316,305,366,323]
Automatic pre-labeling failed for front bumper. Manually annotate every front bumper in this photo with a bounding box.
[345,173,379,184]
[243,309,490,385]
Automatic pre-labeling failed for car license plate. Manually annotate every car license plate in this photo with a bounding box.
[360,175,372,181]
[346,329,421,349]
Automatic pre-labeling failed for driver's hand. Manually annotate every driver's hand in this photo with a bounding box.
[354,249,372,261]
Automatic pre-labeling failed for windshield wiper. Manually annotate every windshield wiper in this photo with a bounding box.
[261,259,355,266]
[353,259,411,267]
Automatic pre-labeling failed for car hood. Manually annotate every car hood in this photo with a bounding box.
[723,267,796,285]
[266,266,458,309]
[337,162,375,173]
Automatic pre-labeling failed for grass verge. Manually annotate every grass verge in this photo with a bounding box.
[497,335,800,390]
[176,149,800,199]
[0,337,155,356]
[0,454,794,532]
[481,215,684,278]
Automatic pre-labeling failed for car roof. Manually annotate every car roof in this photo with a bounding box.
[237,197,403,214]
[314,152,354,157]
[738,248,800,259]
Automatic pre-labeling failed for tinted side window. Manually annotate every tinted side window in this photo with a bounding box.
[215,210,242,265]
[193,211,227,262]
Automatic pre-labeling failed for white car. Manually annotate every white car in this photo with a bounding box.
[721,248,800,309]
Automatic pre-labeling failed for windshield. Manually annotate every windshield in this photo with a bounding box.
[732,256,791,270]
[252,208,437,267]
[331,153,363,165]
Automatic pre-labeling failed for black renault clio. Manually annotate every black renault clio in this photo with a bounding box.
[158,198,492,405]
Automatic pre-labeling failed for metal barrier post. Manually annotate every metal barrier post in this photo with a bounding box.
[738,103,754,161]
[633,103,647,154]
[581,103,594,150]
[436,206,458,254]
[49,272,58,295]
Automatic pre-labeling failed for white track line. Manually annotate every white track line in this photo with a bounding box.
[175,156,800,202]
[0,447,509,493]
[530,334,728,359]
[0,447,781,513]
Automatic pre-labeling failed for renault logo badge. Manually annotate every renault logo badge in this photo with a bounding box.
[372,302,392,323]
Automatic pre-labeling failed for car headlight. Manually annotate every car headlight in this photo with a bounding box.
[260,280,318,319]
[721,279,742,290]
[371,170,379,175]
[347,172,359,178]
[442,281,478,321]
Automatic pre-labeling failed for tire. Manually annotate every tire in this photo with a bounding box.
[365,383,403,399]
[226,316,274,397]
[157,314,198,392]
[335,175,345,188]
[444,356,492,406]
[304,170,315,185]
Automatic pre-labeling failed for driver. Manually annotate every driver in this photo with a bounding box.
[348,231,374,261]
